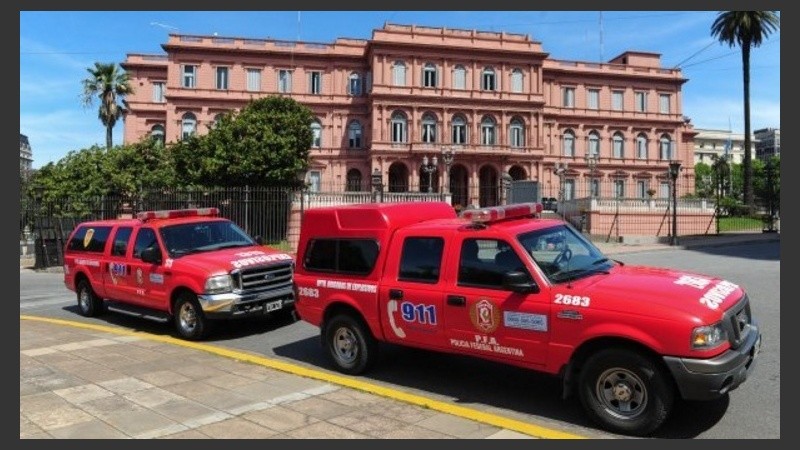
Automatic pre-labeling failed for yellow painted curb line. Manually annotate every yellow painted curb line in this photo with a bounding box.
[21,314,585,439]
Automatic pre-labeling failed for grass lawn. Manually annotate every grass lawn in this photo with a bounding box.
[718,216,764,232]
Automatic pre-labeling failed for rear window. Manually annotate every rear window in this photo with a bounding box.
[67,225,112,253]
[304,238,379,275]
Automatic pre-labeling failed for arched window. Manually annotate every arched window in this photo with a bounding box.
[453,65,466,90]
[348,121,362,149]
[563,129,576,156]
[481,116,496,145]
[482,67,496,91]
[510,69,523,93]
[348,72,362,96]
[613,132,625,158]
[637,133,648,159]
[181,113,197,140]
[392,61,407,86]
[660,134,673,160]
[421,113,437,143]
[588,130,600,157]
[213,113,225,128]
[509,118,524,148]
[422,63,437,88]
[310,120,322,148]
[391,111,407,143]
[346,169,362,192]
[451,115,467,145]
[150,124,165,146]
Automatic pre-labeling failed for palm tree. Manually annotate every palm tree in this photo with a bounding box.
[81,62,134,150]
[711,11,779,209]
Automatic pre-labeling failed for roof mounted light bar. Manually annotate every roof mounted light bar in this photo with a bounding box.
[137,208,220,222]
[460,203,542,224]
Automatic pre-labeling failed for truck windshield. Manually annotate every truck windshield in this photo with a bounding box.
[159,220,256,258]
[517,224,614,284]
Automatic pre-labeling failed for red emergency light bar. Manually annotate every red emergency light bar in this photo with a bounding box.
[460,203,542,224]
[137,208,220,221]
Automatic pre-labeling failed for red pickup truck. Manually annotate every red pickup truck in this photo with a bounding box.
[293,202,761,436]
[63,208,295,340]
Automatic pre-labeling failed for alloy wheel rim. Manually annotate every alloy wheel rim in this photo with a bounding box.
[333,327,358,363]
[596,367,648,419]
[179,303,197,331]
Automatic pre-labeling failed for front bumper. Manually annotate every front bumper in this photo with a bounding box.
[197,286,294,319]
[664,321,761,401]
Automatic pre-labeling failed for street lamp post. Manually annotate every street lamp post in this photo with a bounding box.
[553,162,568,204]
[441,147,455,196]
[371,167,383,203]
[501,173,513,205]
[668,161,682,246]
[420,155,438,193]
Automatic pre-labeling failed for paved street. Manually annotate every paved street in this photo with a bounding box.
[20,234,780,439]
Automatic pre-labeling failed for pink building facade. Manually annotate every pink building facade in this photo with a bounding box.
[122,23,696,208]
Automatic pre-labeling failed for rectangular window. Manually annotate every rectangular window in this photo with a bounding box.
[591,179,600,197]
[660,182,670,199]
[564,179,575,200]
[453,68,466,90]
[399,237,444,283]
[511,71,523,93]
[278,69,292,93]
[67,226,112,253]
[614,180,625,198]
[215,67,229,90]
[309,71,321,94]
[303,238,380,275]
[308,171,321,192]
[152,82,165,103]
[482,71,496,91]
[182,65,196,88]
[349,75,362,95]
[246,69,261,92]
[612,90,623,111]
[349,126,362,149]
[587,89,599,110]
[563,87,575,108]
[111,227,133,257]
[637,181,647,199]
[660,94,671,114]
[423,68,437,88]
[452,123,466,144]
[458,239,528,289]
[635,91,647,112]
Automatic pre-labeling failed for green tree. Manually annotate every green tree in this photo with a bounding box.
[81,62,134,150]
[694,162,713,197]
[710,11,780,209]
[171,96,314,187]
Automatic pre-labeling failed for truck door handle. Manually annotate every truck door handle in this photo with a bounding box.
[447,295,466,306]
[389,289,403,300]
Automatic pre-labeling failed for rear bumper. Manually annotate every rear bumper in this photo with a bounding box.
[663,322,761,401]
[197,286,294,319]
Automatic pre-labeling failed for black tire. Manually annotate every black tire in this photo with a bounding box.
[76,279,104,317]
[324,314,377,375]
[173,293,208,340]
[578,348,674,436]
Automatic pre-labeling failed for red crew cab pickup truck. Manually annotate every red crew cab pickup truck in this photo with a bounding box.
[63,208,294,340]
[293,202,761,436]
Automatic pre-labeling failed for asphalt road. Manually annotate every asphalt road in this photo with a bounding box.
[19,240,780,439]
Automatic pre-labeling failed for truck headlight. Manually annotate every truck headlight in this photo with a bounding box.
[691,323,728,350]
[204,274,233,294]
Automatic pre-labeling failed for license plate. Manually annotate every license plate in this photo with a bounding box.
[265,300,282,312]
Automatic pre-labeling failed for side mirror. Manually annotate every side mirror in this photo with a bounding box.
[141,246,162,265]
[254,235,264,245]
[503,271,539,294]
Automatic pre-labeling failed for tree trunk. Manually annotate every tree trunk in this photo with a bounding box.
[742,43,753,209]
[106,124,113,150]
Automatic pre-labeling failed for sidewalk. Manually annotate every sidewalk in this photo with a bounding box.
[20,318,549,439]
[591,231,779,255]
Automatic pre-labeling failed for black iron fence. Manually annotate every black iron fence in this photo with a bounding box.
[20,176,779,268]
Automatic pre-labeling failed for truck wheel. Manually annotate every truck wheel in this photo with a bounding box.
[76,279,104,317]
[324,314,377,375]
[174,293,208,340]
[578,348,674,436]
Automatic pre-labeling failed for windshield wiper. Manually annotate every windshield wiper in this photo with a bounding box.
[592,257,611,266]
[551,266,610,283]
[212,242,252,251]
[171,248,206,257]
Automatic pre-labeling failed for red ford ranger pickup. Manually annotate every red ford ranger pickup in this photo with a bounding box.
[293,202,761,436]
[63,208,295,340]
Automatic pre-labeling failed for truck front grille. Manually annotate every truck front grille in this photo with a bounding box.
[233,262,293,295]
[723,294,752,349]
